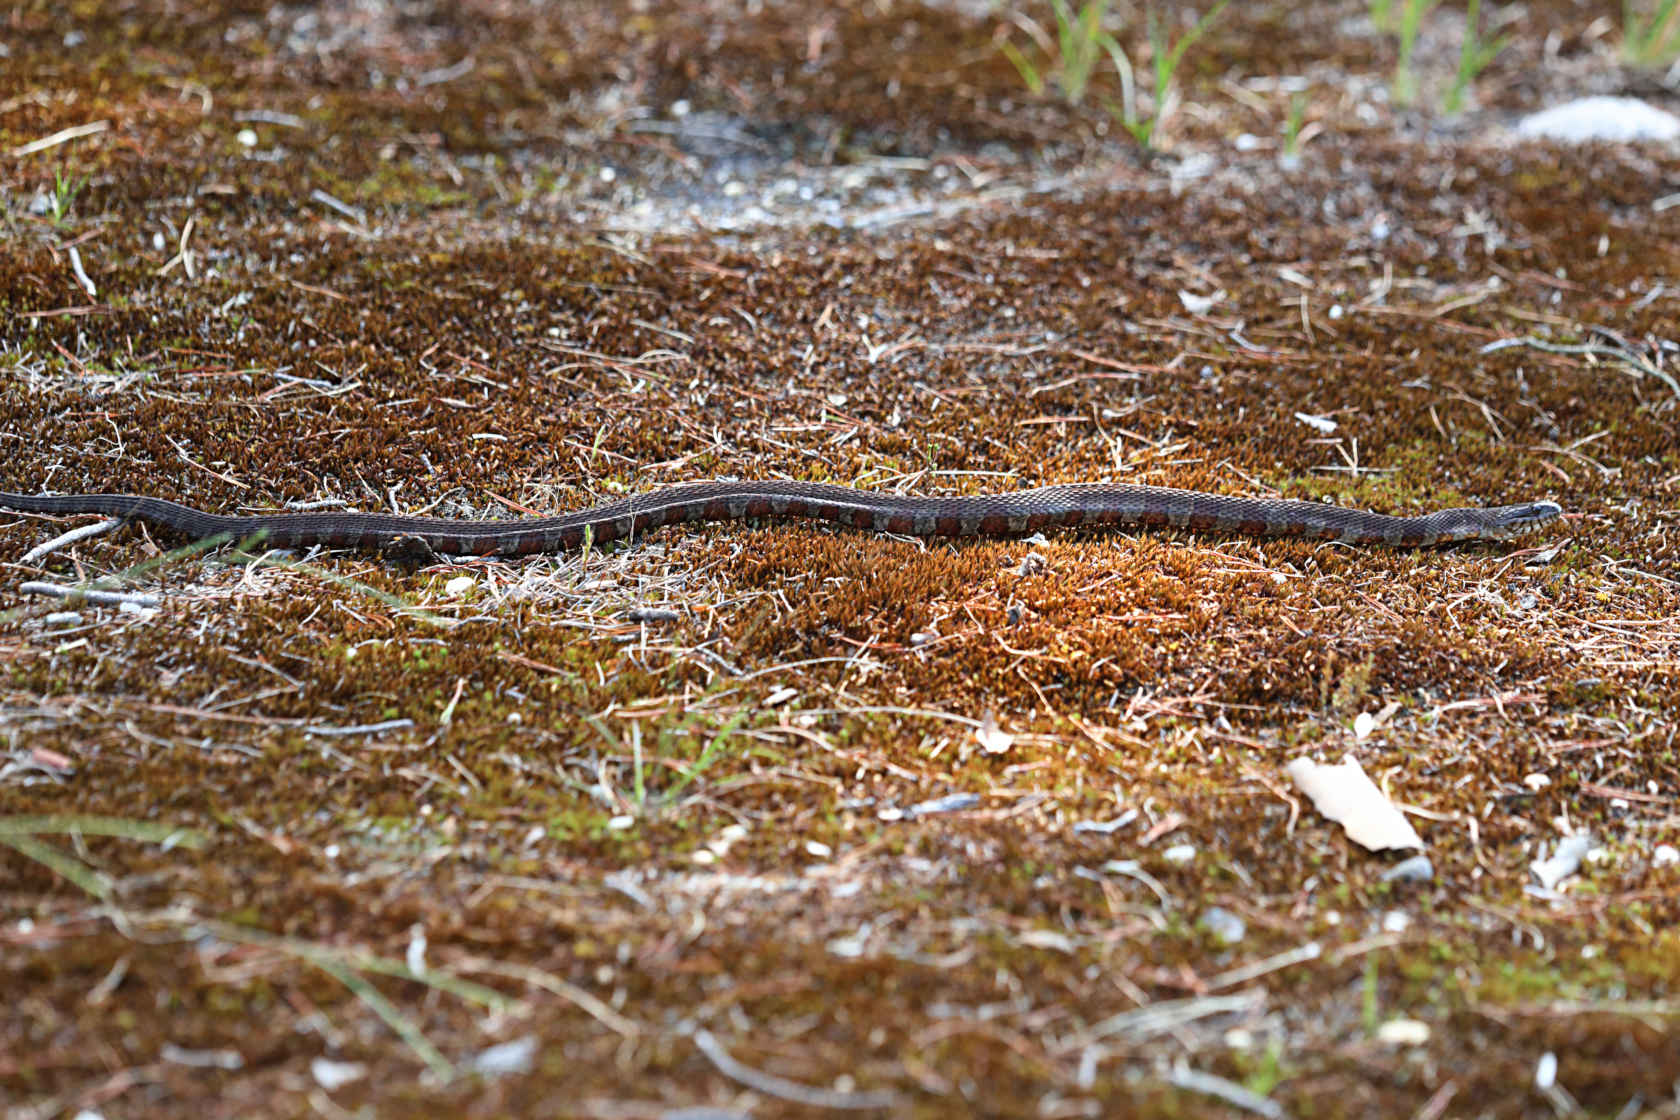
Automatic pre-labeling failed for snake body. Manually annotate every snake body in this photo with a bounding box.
[1,482,1562,554]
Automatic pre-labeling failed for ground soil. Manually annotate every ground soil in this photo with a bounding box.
[3,1,1678,1117]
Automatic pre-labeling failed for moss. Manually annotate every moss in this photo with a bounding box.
[3,0,1678,1116]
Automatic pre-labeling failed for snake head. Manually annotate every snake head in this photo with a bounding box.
[1490,501,1564,534]
[1451,500,1563,540]
[1424,501,1563,542]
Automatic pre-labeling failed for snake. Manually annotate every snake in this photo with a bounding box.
[1,482,1562,555]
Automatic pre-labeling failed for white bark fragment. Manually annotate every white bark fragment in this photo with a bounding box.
[1285,756,1424,852]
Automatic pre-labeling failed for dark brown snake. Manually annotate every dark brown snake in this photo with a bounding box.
[1,482,1562,555]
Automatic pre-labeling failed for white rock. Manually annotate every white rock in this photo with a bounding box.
[1376,1018,1430,1046]
[1162,843,1198,865]
[470,1035,538,1077]
[310,1058,367,1090]
[1516,97,1680,144]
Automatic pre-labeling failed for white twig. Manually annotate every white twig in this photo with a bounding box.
[1481,335,1680,398]
[309,188,366,226]
[1166,1062,1286,1119]
[19,518,123,565]
[692,1029,899,1111]
[303,718,415,738]
[1205,940,1322,990]
[12,119,110,157]
[156,217,197,278]
[1080,990,1264,1045]
[68,246,97,297]
[18,581,160,608]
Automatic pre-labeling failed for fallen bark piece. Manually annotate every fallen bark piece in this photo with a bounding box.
[1285,756,1424,852]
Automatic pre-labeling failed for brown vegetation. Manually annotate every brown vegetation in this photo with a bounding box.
[3,1,1677,1116]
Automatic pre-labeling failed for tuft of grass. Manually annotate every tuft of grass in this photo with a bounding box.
[583,699,752,815]
[1102,0,1229,149]
[1443,0,1509,115]
[48,170,83,228]
[1000,0,1118,104]
[1281,89,1310,161]
[1050,0,1114,102]
[1392,0,1441,108]
[1242,1037,1289,1097]
[1624,0,1680,64]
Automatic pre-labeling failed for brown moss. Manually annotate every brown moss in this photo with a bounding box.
[4,1,1679,1117]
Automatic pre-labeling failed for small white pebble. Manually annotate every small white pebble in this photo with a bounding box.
[606,815,635,831]
[1162,843,1197,865]
[405,925,427,975]
[310,1058,367,1091]
[1654,844,1679,866]
[1535,1051,1558,1089]
[805,840,833,859]
[1523,771,1550,791]
[691,848,716,865]
[470,1035,538,1077]
[444,575,475,598]
[1381,910,1411,933]
[1376,1019,1430,1046]
[1353,710,1376,741]
[598,166,616,182]
[1199,906,1246,944]
[237,128,258,147]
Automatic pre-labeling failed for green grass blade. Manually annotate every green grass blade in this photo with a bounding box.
[0,815,207,846]
[1000,40,1045,95]
[0,835,113,899]
[313,954,457,1080]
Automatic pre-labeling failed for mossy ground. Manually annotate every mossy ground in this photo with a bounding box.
[3,1,1678,1117]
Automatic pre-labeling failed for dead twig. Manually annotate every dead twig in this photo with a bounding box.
[18,518,124,566]
[691,1029,900,1111]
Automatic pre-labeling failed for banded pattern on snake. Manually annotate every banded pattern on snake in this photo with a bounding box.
[1,482,1562,555]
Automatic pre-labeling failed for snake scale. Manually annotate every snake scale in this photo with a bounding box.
[1,482,1562,555]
